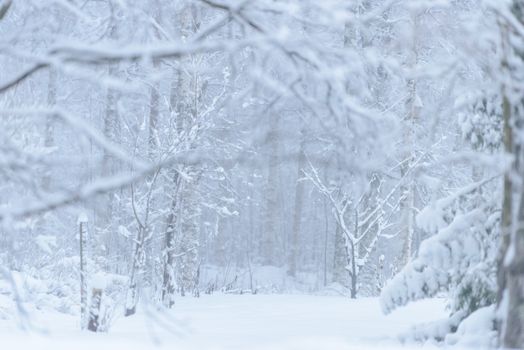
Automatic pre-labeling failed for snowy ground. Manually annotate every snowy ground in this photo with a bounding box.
[0,294,448,349]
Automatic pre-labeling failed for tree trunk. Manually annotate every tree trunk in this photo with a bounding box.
[400,8,421,267]
[161,172,181,308]
[176,177,201,296]
[497,12,524,346]
[98,23,120,234]
[333,223,348,285]
[499,85,523,347]
[323,198,329,287]
[43,69,56,191]
[288,130,306,277]
[143,60,160,288]
[79,216,88,329]
[87,288,103,332]
[125,226,145,316]
[350,240,357,299]
[502,181,524,348]
[262,111,280,266]
[148,63,160,160]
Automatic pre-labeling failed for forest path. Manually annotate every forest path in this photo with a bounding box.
[1,294,446,349]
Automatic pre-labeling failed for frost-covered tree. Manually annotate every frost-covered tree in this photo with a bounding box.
[496,1,524,347]
[379,1,506,345]
[1,1,520,345]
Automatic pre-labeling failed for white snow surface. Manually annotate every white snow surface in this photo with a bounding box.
[77,212,88,224]
[0,294,450,349]
[90,272,107,290]
[444,305,497,348]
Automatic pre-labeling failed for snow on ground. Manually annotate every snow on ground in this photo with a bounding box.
[0,294,448,349]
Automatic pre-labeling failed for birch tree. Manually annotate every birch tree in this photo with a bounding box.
[497,2,524,347]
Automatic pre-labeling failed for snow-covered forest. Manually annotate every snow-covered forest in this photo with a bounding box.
[2,0,524,348]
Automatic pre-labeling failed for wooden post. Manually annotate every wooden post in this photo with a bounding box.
[78,214,88,330]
